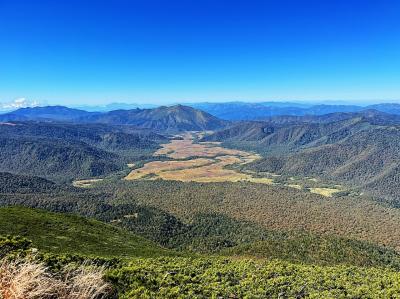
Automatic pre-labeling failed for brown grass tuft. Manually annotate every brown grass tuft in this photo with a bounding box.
[0,258,60,299]
[60,262,112,299]
[0,258,111,299]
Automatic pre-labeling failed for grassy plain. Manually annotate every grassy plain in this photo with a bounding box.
[154,132,251,159]
[126,132,265,183]
[125,158,214,180]
[125,132,349,196]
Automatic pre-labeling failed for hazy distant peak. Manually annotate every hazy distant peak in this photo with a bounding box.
[0,98,41,112]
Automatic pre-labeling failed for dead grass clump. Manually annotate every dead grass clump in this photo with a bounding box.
[60,262,112,299]
[0,258,59,299]
[0,258,111,299]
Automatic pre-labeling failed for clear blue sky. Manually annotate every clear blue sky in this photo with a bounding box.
[0,0,399,105]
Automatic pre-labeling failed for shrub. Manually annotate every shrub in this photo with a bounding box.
[107,257,400,298]
[0,236,31,259]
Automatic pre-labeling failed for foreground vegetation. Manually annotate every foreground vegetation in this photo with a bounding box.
[108,257,400,298]
[3,234,400,298]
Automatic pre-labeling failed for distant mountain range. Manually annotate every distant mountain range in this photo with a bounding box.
[3,101,400,123]
[188,102,400,120]
[0,104,227,132]
[0,105,98,122]
[0,98,41,112]
[73,102,159,112]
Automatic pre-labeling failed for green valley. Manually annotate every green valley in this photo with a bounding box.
[2,105,400,298]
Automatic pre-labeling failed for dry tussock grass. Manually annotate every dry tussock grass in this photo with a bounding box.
[0,259,59,299]
[0,258,111,299]
[61,262,111,299]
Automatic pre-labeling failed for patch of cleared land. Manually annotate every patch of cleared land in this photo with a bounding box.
[72,179,103,188]
[309,187,342,197]
[286,184,302,190]
[246,177,275,184]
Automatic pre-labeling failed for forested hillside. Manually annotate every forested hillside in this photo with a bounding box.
[204,111,400,202]
[0,206,175,258]
[0,122,167,149]
[3,235,400,298]
[0,137,123,181]
[2,176,400,270]
[248,127,400,202]
[0,122,167,181]
[0,172,57,193]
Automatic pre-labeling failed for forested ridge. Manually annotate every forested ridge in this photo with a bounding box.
[204,110,400,202]
[190,101,400,120]
[0,105,227,132]
[0,122,167,182]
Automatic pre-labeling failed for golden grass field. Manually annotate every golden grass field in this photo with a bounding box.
[157,156,250,183]
[154,132,252,159]
[126,132,266,183]
[125,158,214,180]
[125,132,345,195]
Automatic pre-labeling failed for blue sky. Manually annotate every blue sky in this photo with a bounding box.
[0,0,400,105]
